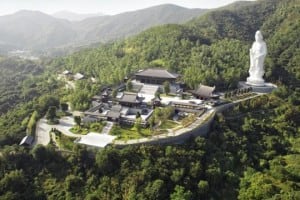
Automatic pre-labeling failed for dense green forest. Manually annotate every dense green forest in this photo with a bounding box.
[0,57,43,114]
[0,0,299,199]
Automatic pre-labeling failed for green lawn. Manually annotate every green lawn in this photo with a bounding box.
[70,122,106,135]
[180,114,197,127]
[70,126,89,135]
[160,93,177,97]
[111,125,152,141]
[159,120,180,130]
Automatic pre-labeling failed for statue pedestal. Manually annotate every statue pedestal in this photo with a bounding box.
[246,77,265,86]
[239,81,277,93]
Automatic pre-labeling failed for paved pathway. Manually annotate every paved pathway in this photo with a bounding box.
[34,116,83,146]
[54,117,81,138]
[33,118,51,146]
[101,121,114,134]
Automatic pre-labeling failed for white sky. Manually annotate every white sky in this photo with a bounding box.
[0,0,256,16]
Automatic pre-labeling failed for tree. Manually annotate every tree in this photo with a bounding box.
[112,89,118,98]
[136,111,141,119]
[27,111,39,135]
[144,179,167,200]
[224,92,228,99]
[31,145,48,164]
[198,180,209,194]
[126,79,133,91]
[37,95,59,114]
[163,81,170,95]
[155,90,161,99]
[170,185,192,200]
[149,115,155,129]
[0,170,27,195]
[65,175,84,194]
[134,118,142,133]
[74,116,81,127]
[96,147,120,174]
[46,106,56,121]
[60,102,68,112]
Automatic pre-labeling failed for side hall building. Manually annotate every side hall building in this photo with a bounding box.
[191,84,219,100]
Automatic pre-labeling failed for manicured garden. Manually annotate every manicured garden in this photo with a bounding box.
[110,125,152,140]
[70,121,106,135]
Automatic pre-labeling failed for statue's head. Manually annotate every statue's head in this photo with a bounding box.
[255,30,263,42]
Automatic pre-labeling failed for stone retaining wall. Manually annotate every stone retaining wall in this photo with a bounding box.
[114,112,215,147]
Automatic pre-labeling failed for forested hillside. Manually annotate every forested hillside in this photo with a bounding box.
[51,0,298,93]
[0,57,44,113]
[0,0,299,199]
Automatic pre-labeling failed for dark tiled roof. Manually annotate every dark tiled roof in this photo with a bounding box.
[193,84,215,97]
[19,135,34,146]
[135,69,179,79]
[119,93,139,104]
[106,111,121,119]
[111,105,122,112]
[82,116,98,123]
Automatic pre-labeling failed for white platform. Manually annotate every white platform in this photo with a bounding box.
[75,133,116,148]
[239,81,277,93]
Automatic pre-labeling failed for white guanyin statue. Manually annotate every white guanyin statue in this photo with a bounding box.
[247,30,267,86]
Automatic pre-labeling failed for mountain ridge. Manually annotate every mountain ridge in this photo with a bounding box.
[0,4,208,52]
[52,10,104,21]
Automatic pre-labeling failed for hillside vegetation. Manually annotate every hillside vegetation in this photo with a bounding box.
[53,0,298,93]
[0,0,299,199]
[0,57,44,114]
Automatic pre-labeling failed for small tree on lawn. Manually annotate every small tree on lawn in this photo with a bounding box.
[149,115,155,130]
[112,89,118,98]
[136,111,141,119]
[74,116,81,127]
[163,81,170,95]
[46,106,56,121]
[224,92,228,99]
[155,90,161,99]
[134,118,142,133]
[126,79,133,91]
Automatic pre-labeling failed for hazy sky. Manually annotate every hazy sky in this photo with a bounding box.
[0,0,255,16]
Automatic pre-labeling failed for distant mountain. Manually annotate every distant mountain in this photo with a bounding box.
[0,4,208,52]
[0,10,76,50]
[75,4,208,45]
[52,11,104,21]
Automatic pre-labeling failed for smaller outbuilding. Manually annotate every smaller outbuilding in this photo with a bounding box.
[118,92,141,107]
[19,135,34,146]
[191,84,219,100]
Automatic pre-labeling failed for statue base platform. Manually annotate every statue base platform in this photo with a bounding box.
[246,77,265,86]
[238,81,277,93]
